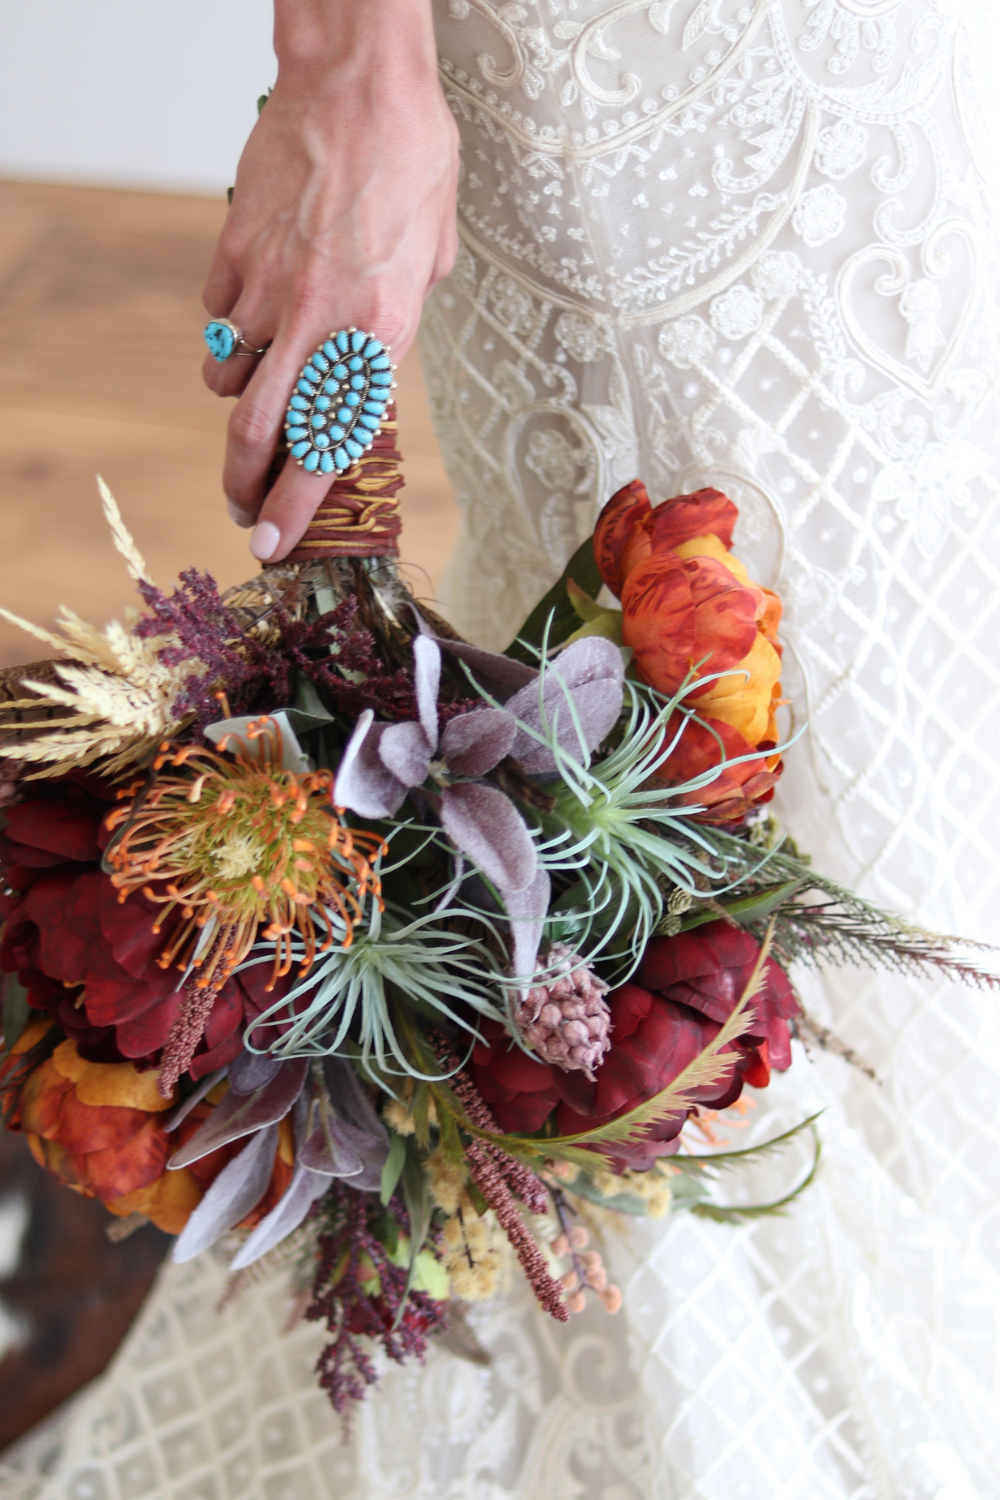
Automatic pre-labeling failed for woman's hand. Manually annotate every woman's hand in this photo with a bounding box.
[202,0,458,562]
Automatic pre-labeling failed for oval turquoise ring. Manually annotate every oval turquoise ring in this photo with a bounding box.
[203,318,270,362]
[285,329,396,475]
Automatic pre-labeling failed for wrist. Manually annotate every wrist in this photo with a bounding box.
[273,0,437,85]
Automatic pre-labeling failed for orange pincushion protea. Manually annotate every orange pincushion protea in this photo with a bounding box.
[104,717,387,993]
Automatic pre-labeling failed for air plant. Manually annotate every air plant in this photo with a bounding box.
[243,900,508,1081]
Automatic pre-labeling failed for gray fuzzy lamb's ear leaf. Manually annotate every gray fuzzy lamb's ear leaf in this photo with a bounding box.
[440,782,537,894]
[172,1124,278,1264]
[434,638,537,699]
[299,1107,364,1178]
[553,635,626,689]
[412,635,442,747]
[228,1161,331,1271]
[323,1059,390,1192]
[441,708,517,776]
[379,720,434,787]
[504,866,552,983]
[228,1051,283,1097]
[168,1061,308,1169]
[505,645,624,773]
[334,710,408,819]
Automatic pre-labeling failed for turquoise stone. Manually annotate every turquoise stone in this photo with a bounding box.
[370,371,392,387]
[286,426,308,441]
[335,331,350,353]
[358,412,379,430]
[320,452,335,473]
[315,396,331,411]
[311,353,329,372]
[314,433,331,449]
[337,407,352,423]
[349,375,366,391]
[344,391,361,407]
[350,330,366,353]
[304,450,320,472]
[310,413,326,429]
[329,424,345,441]
[334,447,350,468]
[323,379,339,395]
[364,340,382,358]
[290,395,309,411]
[363,399,385,415]
[204,321,235,362]
[345,438,364,459]
[297,379,315,396]
[348,356,363,372]
[291,441,311,458]
[370,355,391,371]
[323,341,339,361]
[333,364,348,378]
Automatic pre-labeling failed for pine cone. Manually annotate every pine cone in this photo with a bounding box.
[514,945,612,1079]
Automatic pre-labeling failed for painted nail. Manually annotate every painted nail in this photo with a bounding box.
[227,500,255,529]
[250,520,281,561]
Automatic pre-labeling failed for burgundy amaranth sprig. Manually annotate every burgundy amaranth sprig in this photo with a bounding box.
[137,570,293,733]
[463,1137,569,1323]
[307,1181,447,1413]
[432,1039,566,1320]
[437,1044,549,1214]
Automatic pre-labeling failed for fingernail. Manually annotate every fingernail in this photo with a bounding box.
[250,520,281,561]
[227,500,255,529]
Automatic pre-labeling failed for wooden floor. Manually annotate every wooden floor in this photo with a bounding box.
[0,179,458,670]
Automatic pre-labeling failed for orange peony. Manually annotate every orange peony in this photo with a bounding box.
[594,481,784,821]
[4,1021,290,1234]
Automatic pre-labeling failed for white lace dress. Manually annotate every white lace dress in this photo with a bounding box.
[3,1,1000,1495]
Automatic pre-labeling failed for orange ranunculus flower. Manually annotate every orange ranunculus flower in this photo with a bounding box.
[594,481,785,821]
[4,1023,287,1234]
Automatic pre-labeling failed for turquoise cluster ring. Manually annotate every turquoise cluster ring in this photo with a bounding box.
[285,329,396,476]
[203,318,270,363]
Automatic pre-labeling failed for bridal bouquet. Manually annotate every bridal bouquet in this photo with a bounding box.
[0,425,990,1410]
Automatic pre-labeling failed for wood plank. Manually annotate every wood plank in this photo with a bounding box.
[0,178,458,668]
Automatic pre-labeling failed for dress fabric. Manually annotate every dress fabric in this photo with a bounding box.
[3,1,1000,1496]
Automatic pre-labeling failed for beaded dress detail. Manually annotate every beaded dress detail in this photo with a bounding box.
[2,2,1000,1496]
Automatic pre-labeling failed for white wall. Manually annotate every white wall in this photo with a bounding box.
[0,0,276,194]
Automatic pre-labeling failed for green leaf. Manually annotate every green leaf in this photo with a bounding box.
[380,1132,407,1206]
[690,1125,822,1222]
[678,880,805,933]
[504,536,603,662]
[1,974,30,1053]
[671,1111,824,1173]
[566,577,607,623]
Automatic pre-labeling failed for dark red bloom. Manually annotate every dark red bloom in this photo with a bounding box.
[471,922,798,1170]
[0,780,282,1072]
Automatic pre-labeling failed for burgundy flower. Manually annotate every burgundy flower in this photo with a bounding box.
[635,921,798,1076]
[0,781,282,1073]
[471,921,798,1170]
